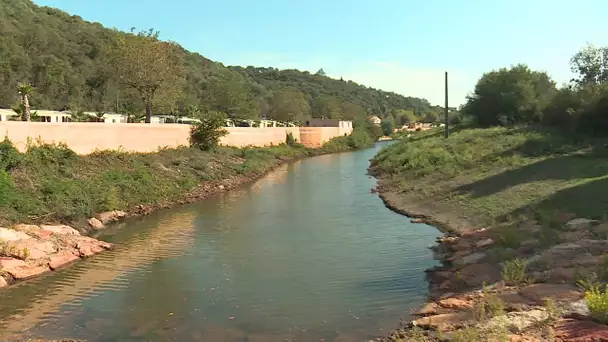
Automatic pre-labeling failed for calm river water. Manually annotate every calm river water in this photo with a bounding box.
[0,143,441,342]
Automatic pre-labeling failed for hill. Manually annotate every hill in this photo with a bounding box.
[0,0,438,122]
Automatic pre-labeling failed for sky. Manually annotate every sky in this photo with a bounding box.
[34,0,608,107]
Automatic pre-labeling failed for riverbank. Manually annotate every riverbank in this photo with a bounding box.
[0,131,374,289]
[369,126,608,341]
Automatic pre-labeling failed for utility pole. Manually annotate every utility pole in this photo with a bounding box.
[444,71,449,138]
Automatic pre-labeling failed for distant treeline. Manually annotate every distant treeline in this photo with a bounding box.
[0,0,446,125]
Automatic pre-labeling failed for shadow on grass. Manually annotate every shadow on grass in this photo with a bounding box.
[454,142,608,199]
[503,176,608,220]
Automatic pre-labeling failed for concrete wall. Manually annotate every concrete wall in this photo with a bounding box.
[0,122,352,154]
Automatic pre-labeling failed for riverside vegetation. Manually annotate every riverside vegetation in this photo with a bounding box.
[369,44,608,341]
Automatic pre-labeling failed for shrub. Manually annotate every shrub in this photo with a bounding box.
[26,141,77,166]
[189,111,229,151]
[501,258,530,286]
[0,137,23,172]
[285,132,298,147]
[0,170,14,206]
[585,286,608,324]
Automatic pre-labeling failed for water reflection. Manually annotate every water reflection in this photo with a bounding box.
[0,143,441,342]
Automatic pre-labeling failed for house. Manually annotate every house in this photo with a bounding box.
[0,109,17,121]
[176,117,201,125]
[368,115,382,126]
[305,118,353,130]
[83,112,128,123]
[37,110,73,123]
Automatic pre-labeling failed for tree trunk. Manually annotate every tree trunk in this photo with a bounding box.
[145,102,152,123]
[22,94,31,122]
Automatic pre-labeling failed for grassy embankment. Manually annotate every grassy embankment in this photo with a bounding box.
[0,127,374,228]
[370,125,608,230]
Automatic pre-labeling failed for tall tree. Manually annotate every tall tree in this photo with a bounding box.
[114,29,184,123]
[17,82,34,121]
[570,44,608,86]
[313,95,342,119]
[463,64,556,126]
[269,89,311,122]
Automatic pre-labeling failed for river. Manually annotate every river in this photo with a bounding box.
[0,143,441,342]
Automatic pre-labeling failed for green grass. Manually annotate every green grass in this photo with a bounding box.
[370,125,608,227]
[0,134,368,227]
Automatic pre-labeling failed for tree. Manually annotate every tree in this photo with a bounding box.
[114,29,184,123]
[381,117,395,136]
[17,82,35,121]
[204,70,259,120]
[340,102,367,121]
[269,88,311,123]
[422,111,439,123]
[313,95,342,119]
[570,44,608,86]
[394,109,417,125]
[462,64,557,126]
[315,68,326,76]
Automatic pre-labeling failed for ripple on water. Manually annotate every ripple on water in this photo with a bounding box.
[0,143,441,341]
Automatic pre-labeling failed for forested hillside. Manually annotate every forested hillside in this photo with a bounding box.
[0,0,439,123]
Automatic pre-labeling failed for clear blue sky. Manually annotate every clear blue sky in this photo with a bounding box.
[34,0,608,106]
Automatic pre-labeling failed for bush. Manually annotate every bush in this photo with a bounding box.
[501,258,530,286]
[189,111,229,151]
[585,286,608,324]
[0,170,14,206]
[285,132,297,146]
[381,119,395,136]
[0,137,23,171]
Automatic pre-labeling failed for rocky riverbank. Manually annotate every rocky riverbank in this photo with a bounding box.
[371,188,608,341]
[0,224,112,288]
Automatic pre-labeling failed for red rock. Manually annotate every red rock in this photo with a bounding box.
[3,263,50,280]
[96,210,127,224]
[451,239,471,252]
[412,311,476,331]
[555,212,577,224]
[414,303,439,316]
[77,242,105,257]
[12,240,56,260]
[0,257,25,269]
[0,275,7,287]
[519,284,583,304]
[555,318,608,342]
[31,229,54,239]
[438,297,474,310]
[87,217,105,230]
[458,263,501,287]
[48,251,80,270]
[40,225,80,236]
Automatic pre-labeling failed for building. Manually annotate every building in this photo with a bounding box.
[368,115,382,126]
[305,118,353,130]
[0,109,17,121]
[83,112,128,123]
[34,110,72,123]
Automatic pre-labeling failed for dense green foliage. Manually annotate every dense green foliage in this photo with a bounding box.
[0,0,437,122]
[189,111,229,151]
[462,44,608,135]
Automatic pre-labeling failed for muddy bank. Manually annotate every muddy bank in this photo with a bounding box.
[371,185,608,341]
